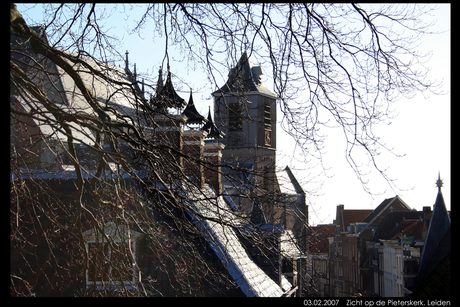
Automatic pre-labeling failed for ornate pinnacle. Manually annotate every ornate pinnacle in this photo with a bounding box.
[436,172,443,192]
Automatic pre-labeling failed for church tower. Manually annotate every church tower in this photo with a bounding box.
[212,51,279,221]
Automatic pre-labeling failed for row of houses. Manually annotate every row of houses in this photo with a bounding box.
[307,177,450,297]
[11,24,308,296]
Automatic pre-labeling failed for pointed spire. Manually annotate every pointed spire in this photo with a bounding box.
[201,106,225,139]
[125,50,129,70]
[156,68,164,94]
[436,172,443,193]
[133,63,137,81]
[141,78,145,94]
[417,174,450,280]
[182,88,206,125]
[212,50,276,98]
[151,65,186,111]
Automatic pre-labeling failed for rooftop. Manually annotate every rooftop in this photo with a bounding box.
[184,183,291,297]
[212,51,277,98]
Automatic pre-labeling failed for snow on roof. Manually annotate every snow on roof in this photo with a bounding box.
[183,183,290,297]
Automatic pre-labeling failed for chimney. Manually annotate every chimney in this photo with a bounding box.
[182,129,207,189]
[153,114,185,172]
[422,206,432,219]
[203,141,225,194]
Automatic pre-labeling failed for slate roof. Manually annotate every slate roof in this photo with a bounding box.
[212,51,277,98]
[371,211,425,242]
[417,190,450,279]
[361,196,411,226]
[152,69,187,111]
[249,196,267,225]
[411,226,450,297]
[182,90,207,125]
[221,162,255,191]
[342,210,373,232]
[183,183,290,297]
[201,107,225,139]
[13,42,147,146]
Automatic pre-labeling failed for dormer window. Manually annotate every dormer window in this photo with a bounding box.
[83,222,144,291]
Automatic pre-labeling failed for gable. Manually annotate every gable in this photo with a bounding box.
[363,196,411,227]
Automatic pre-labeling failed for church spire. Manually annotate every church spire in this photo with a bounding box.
[417,173,450,282]
[125,50,129,70]
[181,88,206,125]
[436,172,443,193]
[156,68,164,95]
[133,63,137,81]
[151,65,186,111]
[201,106,225,139]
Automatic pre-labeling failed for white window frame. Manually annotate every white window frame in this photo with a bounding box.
[83,222,143,290]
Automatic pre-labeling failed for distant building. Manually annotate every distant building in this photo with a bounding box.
[358,196,412,296]
[365,177,451,298]
[307,224,335,296]
[330,205,372,297]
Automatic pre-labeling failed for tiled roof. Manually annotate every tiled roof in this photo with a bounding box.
[184,184,289,297]
[362,196,410,226]
[342,210,373,231]
[371,211,425,242]
[389,219,424,240]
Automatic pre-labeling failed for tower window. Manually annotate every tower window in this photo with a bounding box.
[264,104,271,129]
[229,102,243,132]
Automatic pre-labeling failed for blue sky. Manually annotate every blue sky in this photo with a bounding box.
[16,4,450,225]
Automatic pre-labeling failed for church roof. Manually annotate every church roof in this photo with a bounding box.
[201,107,225,139]
[411,226,450,297]
[11,25,48,73]
[12,39,147,146]
[181,90,207,125]
[184,183,289,297]
[152,68,186,111]
[212,51,277,98]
